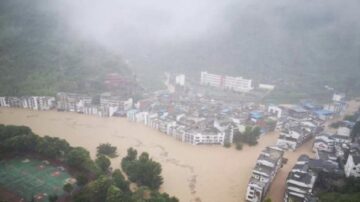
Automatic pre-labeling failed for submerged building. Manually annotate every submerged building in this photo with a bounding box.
[246,146,284,202]
[284,155,317,202]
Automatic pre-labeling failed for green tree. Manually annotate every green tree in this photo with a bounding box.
[86,176,113,202]
[126,147,138,161]
[235,142,243,150]
[2,133,39,152]
[344,114,358,122]
[264,198,272,202]
[63,183,74,195]
[132,187,179,202]
[248,126,261,146]
[36,136,70,158]
[66,147,92,170]
[106,185,124,202]
[76,174,89,187]
[121,147,138,172]
[97,143,118,158]
[223,142,231,148]
[112,169,130,192]
[122,150,163,190]
[96,155,111,173]
[48,194,58,202]
[0,125,32,140]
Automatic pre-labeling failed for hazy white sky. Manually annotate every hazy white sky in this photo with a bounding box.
[59,0,246,44]
[53,0,359,72]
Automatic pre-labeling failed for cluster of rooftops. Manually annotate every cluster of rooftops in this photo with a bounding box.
[0,76,357,202]
[246,94,360,202]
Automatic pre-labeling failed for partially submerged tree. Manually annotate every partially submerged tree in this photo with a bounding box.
[97,143,118,158]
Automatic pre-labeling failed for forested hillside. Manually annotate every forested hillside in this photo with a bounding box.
[118,0,360,103]
[0,0,130,96]
[1,0,359,103]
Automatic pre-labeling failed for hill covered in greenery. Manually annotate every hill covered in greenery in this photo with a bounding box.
[119,0,360,103]
[0,0,130,96]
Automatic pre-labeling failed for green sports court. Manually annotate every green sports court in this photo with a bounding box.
[0,158,72,201]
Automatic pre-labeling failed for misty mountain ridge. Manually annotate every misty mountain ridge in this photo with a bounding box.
[0,0,130,96]
[0,0,359,103]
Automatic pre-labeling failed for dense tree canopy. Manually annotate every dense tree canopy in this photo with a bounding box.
[316,172,360,202]
[122,148,164,190]
[65,147,94,171]
[233,126,261,147]
[36,136,70,158]
[0,125,178,202]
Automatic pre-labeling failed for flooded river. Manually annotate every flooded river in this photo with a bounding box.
[2,101,359,201]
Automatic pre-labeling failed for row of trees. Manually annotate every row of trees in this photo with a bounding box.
[0,124,178,202]
[73,171,177,202]
[0,124,99,174]
[72,146,177,202]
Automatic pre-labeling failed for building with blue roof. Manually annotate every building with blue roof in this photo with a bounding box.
[314,109,334,120]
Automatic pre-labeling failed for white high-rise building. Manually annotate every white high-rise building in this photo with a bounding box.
[175,74,186,86]
[200,71,253,92]
[200,71,223,88]
[224,75,253,92]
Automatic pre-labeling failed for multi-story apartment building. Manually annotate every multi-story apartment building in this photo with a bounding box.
[246,146,284,202]
[200,71,223,88]
[223,75,253,92]
[200,71,253,92]
[284,155,317,202]
[0,97,9,107]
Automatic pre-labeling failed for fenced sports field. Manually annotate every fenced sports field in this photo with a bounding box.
[0,158,72,201]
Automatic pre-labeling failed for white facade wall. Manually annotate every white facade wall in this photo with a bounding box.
[123,98,133,111]
[126,110,138,122]
[0,97,9,107]
[345,155,360,177]
[259,84,275,90]
[200,71,223,88]
[337,127,351,137]
[30,97,39,110]
[268,105,282,118]
[175,74,186,86]
[22,98,29,109]
[333,93,345,102]
[200,71,253,92]
[224,76,253,92]
[109,106,119,117]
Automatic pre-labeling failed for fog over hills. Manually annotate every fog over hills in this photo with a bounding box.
[0,0,130,96]
[1,0,359,101]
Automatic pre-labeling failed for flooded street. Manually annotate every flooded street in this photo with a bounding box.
[0,108,280,202]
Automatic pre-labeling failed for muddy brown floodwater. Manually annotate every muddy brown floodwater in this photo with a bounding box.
[1,99,359,202]
[0,108,281,202]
